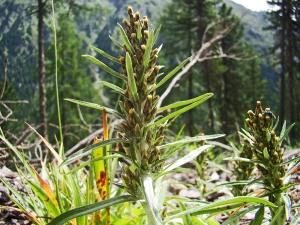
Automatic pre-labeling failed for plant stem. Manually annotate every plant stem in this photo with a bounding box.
[141,175,163,225]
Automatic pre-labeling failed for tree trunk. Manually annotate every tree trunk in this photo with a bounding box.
[287,1,295,144]
[38,0,47,145]
[279,0,286,128]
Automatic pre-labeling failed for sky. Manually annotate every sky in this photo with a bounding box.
[231,0,271,12]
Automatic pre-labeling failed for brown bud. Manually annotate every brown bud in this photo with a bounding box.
[128,6,133,15]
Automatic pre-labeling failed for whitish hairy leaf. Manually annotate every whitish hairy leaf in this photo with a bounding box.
[163,145,214,173]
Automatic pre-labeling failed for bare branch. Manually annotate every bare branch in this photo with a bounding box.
[0,59,8,99]
[157,15,253,108]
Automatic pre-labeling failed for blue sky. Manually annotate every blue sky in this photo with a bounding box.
[231,0,271,11]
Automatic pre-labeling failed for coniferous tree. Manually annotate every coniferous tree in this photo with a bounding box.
[265,0,300,144]
[159,0,221,135]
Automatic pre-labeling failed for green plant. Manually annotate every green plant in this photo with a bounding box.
[225,101,300,224]
[0,5,280,225]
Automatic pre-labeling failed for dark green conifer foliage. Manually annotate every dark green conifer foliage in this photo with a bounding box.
[159,0,221,136]
[265,0,300,144]
[216,4,266,135]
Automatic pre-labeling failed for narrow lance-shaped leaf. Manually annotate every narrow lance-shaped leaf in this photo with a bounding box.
[278,123,295,146]
[47,195,138,225]
[160,134,224,149]
[117,23,135,54]
[150,57,190,92]
[164,197,276,223]
[143,29,154,67]
[89,45,120,64]
[82,55,127,81]
[97,81,124,95]
[26,178,60,217]
[158,93,213,112]
[163,145,214,173]
[150,94,213,128]
[152,25,161,47]
[64,98,124,119]
[137,20,142,41]
[60,138,129,166]
[126,52,139,103]
[31,165,60,213]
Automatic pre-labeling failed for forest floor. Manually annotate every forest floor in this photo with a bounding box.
[0,149,299,224]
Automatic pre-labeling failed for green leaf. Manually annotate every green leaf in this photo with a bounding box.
[249,205,264,225]
[270,205,284,225]
[150,94,212,128]
[65,154,124,175]
[137,21,142,41]
[150,57,190,92]
[263,147,270,159]
[89,45,120,64]
[109,35,123,48]
[152,25,161,47]
[163,145,214,173]
[97,81,124,95]
[143,29,154,67]
[278,123,295,146]
[164,197,276,223]
[178,201,192,225]
[126,52,138,103]
[160,134,224,149]
[60,138,129,166]
[117,23,134,54]
[82,55,127,81]
[26,178,60,217]
[47,195,138,225]
[224,157,260,164]
[222,205,260,225]
[64,98,124,119]
[158,93,213,112]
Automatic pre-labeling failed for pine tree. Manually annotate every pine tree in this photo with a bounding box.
[159,0,222,135]
[265,0,300,144]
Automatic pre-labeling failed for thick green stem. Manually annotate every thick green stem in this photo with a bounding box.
[271,194,286,225]
[141,175,163,225]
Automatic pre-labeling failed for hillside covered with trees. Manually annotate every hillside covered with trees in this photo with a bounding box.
[0,0,299,150]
